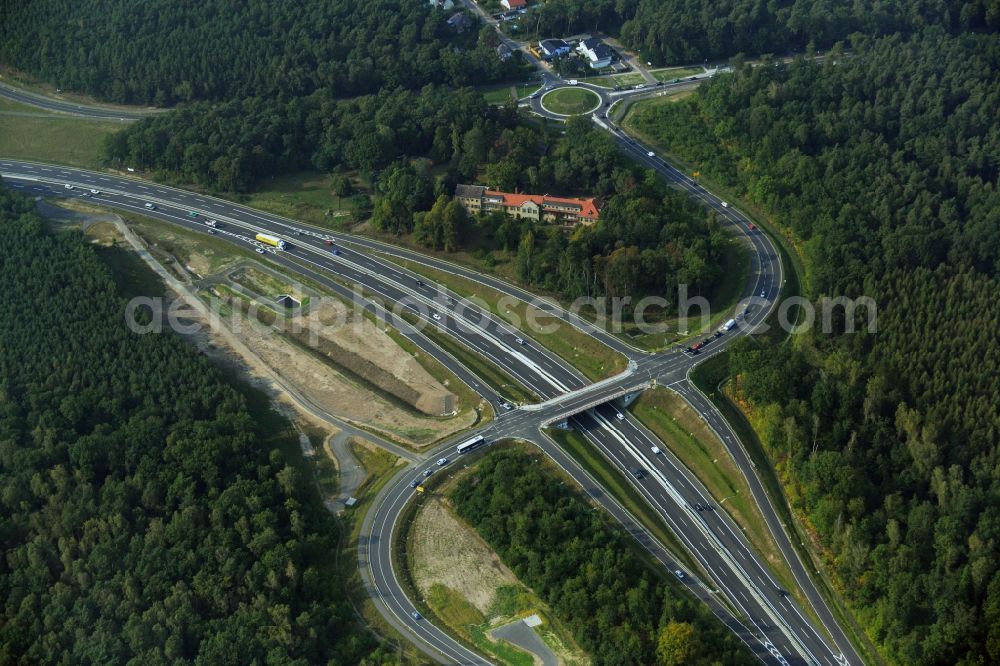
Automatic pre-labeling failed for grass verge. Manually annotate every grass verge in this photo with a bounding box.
[0,113,122,169]
[413,314,540,405]
[545,428,701,575]
[379,254,627,381]
[630,387,801,602]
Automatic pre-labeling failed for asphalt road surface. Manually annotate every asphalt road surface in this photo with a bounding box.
[0,80,156,121]
[0,149,856,666]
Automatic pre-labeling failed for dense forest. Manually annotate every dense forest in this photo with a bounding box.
[529,0,998,64]
[631,30,1000,664]
[0,185,389,664]
[0,0,520,105]
[452,448,754,666]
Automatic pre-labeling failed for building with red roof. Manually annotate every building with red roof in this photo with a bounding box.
[454,184,600,225]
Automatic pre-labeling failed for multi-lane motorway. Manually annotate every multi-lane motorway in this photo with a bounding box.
[0,153,856,665]
[0,42,859,666]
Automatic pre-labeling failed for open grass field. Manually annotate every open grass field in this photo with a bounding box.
[0,112,122,169]
[540,87,600,115]
[235,171,363,228]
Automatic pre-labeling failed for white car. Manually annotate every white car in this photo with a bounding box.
[64,184,74,190]
[89,189,100,195]
[615,412,625,422]
[674,570,685,579]
[651,446,661,455]
[144,202,155,209]
[500,401,512,411]
[514,336,525,345]
[647,151,655,158]
[432,313,442,321]
[721,201,729,208]
[255,247,265,254]
[436,457,449,466]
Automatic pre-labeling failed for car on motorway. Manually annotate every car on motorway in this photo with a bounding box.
[748,222,756,230]
[64,184,74,190]
[714,331,723,338]
[436,457,449,466]
[207,229,216,235]
[720,201,729,208]
[332,248,341,255]
[632,468,646,480]
[187,211,198,218]
[760,291,766,298]
[422,468,434,477]
[651,445,661,455]
[431,313,442,321]
[416,279,425,287]
[634,83,646,90]
[674,569,685,579]
[514,336,525,345]
[500,401,512,411]
[671,78,680,83]
[647,151,655,157]
[410,479,419,488]
[255,247,265,254]
[615,411,625,421]
[89,189,100,195]
[144,202,155,209]
[411,611,421,621]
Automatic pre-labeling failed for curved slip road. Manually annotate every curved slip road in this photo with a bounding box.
[0,156,858,665]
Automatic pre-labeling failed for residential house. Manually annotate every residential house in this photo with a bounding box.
[539,38,571,60]
[576,38,615,69]
[454,185,600,224]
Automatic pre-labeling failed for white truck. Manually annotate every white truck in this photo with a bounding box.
[255,233,286,250]
[721,318,737,332]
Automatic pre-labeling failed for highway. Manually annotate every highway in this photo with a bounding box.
[0,80,157,121]
[0,11,864,663]
[0,155,856,665]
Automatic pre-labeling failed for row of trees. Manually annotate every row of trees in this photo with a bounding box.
[0,0,522,105]
[452,448,754,666]
[631,30,1000,664]
[0,185,389,664]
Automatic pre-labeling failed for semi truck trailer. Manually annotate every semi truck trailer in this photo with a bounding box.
[255,233,286,250]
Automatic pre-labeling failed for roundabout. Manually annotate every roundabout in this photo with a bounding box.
[539,86,602,116]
